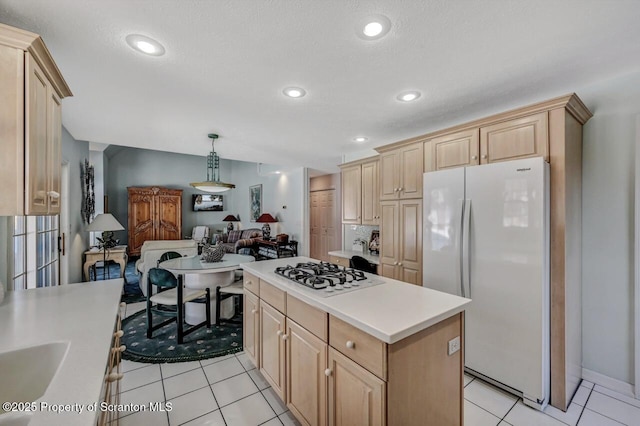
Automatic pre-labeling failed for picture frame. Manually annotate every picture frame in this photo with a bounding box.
[249,184,262,222]
[369,229,380,254]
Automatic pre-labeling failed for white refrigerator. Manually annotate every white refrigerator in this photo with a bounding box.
[422,157,550,410]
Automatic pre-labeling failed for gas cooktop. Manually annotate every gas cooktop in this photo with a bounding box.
[274,261,384,297]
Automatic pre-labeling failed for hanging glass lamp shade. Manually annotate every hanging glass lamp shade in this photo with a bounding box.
[190,133,236,193]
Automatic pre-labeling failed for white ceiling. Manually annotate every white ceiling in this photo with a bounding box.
[2,0,640,172]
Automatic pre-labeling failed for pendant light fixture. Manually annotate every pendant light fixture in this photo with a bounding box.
[190,133,236,193]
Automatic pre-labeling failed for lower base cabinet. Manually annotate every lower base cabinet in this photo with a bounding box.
[327,347,385,426]
[243,276,464,426]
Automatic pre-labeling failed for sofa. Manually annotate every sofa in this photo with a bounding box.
[135,240,198,296]
[213,228,261,254]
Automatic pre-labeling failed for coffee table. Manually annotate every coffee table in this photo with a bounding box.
[160,253,254,325]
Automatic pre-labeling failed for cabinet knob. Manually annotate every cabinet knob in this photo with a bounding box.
[471,155,478,160]
[400,187,404,191]
[47,191,60,199]
[114,330,124,338]
[482,155,487,159]
[324,368,332,377]
[282,334,289,341]
[277,330,283,336]
[245,280,252,285]
[346,340,355,349]
[251,309,257,314]
[393,261,398,265]
[106,372,124,382]
[398,262,403,266]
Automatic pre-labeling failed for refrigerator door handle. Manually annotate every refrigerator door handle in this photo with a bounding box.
[462,199,471,298]
[456,199,464,297]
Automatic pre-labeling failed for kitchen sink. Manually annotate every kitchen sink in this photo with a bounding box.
[0,341,69,418]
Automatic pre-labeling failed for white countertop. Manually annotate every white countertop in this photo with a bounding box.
[0,279,123,426]
[328,250,380,265]
[242,257,470,344]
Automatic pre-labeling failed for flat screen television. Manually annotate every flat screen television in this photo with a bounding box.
[192,194,223,211]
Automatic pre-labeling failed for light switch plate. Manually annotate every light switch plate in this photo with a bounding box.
[448,336,461,356]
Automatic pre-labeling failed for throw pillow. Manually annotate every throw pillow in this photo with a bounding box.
[201,244,225,262]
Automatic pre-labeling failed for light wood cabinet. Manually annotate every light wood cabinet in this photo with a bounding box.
[127,187,182,256]
[327,347,385,426]
[286,319,328,426]
[339,157,380,225]
[0,24,72,216]
[425,113,549,172]
[260,300,287,400]
[243,290,260,368]
[480,111,548,163]
[379,199,422,285]
[425,129,480,171]
[379,142,423,200]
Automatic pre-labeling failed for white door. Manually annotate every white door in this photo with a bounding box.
[464,157,549,407]
[422,168,465,296]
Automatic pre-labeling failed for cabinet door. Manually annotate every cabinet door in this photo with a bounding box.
[286,319,327,426]
[398,143,423,199]
[328,347,385,426]
[428,129,479,171]
[260,300,287,400]
[310,192,322,259]
[156,193,182,240]
[480,112,549,163]
[361,160,379,225]
[243,290,260,368]
[341,165,361,223]
[25,53,50,215]
[379,151,399,200]
[128,189,156,256]
[379,201,399,279]
[47,88,62,214]
[399,199,422,286]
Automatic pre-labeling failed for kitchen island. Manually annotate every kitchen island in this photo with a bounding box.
[241,256,470,426]
[0,279,123,426]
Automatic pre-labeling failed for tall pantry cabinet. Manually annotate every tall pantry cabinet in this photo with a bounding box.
[0,23,72,215]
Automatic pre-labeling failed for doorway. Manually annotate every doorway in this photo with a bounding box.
[310,189,340,261]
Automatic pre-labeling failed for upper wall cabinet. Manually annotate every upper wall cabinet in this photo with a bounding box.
[0,23,72,215]
[379,142,423,200]
[425,112,549,172]
[340,157,379,225]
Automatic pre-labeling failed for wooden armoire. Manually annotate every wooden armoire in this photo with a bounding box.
[127,187,183,256]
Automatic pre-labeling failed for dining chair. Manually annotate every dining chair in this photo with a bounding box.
[157,251,182,267]
[215,282,243,325]
[146,267,211,344]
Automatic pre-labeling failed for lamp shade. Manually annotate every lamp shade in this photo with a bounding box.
[256,213,277,223]
[86,213,124,232]
[222,215,239,222]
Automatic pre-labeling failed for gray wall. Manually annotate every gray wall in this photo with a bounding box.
[61,127,90,283]
[580,71,640,384]
[105,147,306,253]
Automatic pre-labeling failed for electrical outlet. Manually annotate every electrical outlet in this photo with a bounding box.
[448,336,461,356]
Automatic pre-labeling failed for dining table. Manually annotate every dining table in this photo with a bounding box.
[160,253,255,325]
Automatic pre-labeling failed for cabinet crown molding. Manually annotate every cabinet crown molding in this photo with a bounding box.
[338,155,379,168]
[374,93,592,154]
[0,23,72,98]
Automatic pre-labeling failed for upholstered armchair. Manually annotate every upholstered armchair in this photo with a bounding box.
[214,228,261,253]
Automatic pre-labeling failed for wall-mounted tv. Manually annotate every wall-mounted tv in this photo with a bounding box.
[193,194,223,211]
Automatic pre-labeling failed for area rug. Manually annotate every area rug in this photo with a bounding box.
[120,310,243,363]
[93,260,146,304]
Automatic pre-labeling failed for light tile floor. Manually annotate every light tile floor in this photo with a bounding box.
[118,302,640,426]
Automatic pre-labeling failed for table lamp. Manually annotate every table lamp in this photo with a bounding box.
[222,214,239,232]
[86,213,125,279]
[256,213,277,239]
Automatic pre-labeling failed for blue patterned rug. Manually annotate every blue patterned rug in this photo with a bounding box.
[120,309,243,363]
[93,260,145,304]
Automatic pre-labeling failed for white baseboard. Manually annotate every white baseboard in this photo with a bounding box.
[582,368,636,398]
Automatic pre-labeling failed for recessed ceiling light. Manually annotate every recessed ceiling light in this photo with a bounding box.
[283,87,306,98]
[353,136,369,143]
[397,91,422,102]
[356,15,392,40]
[125,34,165,56]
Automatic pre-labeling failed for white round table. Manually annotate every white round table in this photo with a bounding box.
[161,253,255,325]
